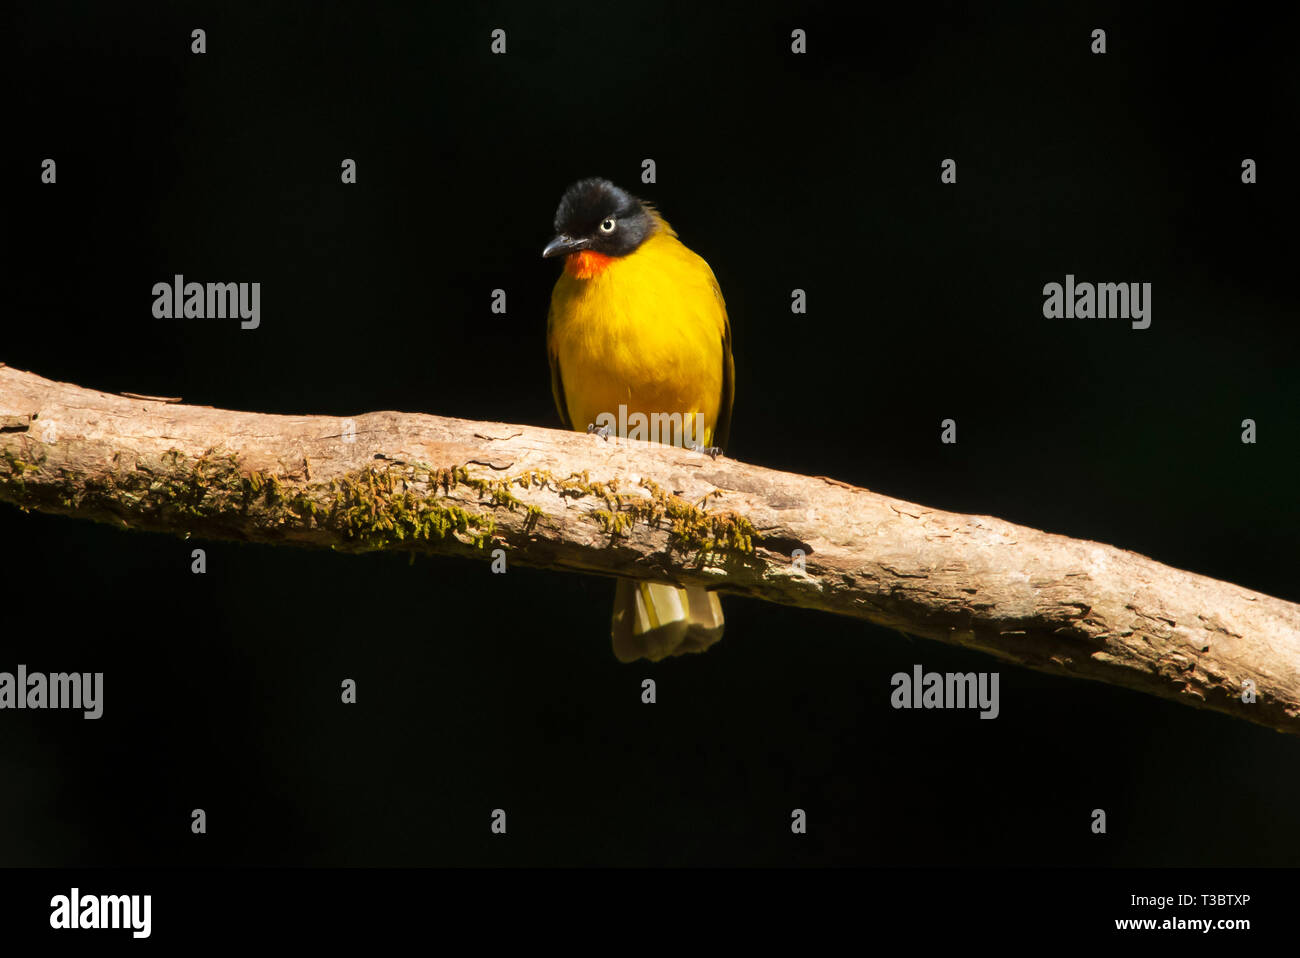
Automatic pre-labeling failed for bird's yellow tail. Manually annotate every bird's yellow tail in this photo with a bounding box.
[610,579,724,663]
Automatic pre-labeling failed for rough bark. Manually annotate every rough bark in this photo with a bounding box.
[2,364,1298,735]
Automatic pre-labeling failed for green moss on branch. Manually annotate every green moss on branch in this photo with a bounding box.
[0,447,760,562]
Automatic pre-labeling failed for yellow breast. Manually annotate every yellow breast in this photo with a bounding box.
[547,225,728,447]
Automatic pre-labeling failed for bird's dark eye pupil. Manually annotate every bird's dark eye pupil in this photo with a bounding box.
[601,218,615,232]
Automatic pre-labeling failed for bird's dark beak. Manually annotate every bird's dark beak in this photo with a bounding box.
[542,234,590,259]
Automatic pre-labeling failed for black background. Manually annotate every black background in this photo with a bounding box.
[2,1,1298,870]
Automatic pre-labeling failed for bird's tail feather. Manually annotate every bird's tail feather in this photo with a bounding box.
[610,579,724,663]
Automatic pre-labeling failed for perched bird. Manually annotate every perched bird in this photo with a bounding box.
[544,178,735,663]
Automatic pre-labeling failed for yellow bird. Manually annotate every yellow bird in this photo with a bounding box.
[543,178,735,663]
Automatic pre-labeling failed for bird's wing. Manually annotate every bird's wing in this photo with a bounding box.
[546,302,573,430]
[711,275,735,453]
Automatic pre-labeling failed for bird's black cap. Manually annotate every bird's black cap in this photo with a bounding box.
[543,178,657,259]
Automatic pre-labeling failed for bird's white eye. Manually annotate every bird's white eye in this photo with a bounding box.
[599,217,616,233]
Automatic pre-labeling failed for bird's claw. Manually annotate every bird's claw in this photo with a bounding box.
[587,423,612,441]
[690,443,723,460]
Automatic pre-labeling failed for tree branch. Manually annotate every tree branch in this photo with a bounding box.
[3,364,1297,735]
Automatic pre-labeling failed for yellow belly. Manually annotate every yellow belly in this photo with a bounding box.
[548,230,727,447]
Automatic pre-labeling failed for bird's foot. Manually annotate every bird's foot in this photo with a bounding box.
[690,443,723,460]
[586,423,612,441]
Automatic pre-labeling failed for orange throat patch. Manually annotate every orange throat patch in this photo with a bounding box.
[565,250,616,279]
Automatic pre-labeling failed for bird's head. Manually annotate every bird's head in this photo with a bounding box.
[543,178,659,278]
